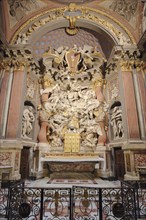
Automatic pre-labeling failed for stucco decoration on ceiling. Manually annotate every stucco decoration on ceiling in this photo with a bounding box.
[109,0,138,22]
[7,0,47,27]
[99,0,139,29]
[11,5,136,46]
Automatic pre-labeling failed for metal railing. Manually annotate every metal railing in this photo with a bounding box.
[0,180,24,219]
[121,181,146,219]
[0,180,146,220]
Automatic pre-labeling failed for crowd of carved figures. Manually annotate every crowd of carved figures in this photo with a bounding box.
[21,45,124,150]
[37,45,108,151]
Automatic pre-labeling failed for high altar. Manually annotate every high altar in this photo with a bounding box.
[36,45,108,178]
[0,1,146,181]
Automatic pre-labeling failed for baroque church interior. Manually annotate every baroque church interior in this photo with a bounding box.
[0,0,146,183]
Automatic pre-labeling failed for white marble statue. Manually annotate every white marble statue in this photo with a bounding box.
[110,106,124,139]
[21,106,35,139]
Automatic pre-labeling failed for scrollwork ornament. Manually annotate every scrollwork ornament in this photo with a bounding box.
[134,61,145,72]
[120,61,133,71]
[120,60,145,72]
[11,7,135,45]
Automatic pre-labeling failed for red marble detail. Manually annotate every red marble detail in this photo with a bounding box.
[0,152,12,166]
[122,71,140,139]
[37,121,49,143]
[134,154,146,167]
[15,152,19,171]
[49,162,96,172]
[6,70,25,138]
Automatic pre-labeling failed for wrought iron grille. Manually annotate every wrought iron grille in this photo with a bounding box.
[121,181,146,219]
[72,186,138,220]
[0,180,24,219]
[72,186,99,219]
[8,187,71,220]
[0,180,146,220]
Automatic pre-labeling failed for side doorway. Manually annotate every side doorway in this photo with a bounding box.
[114,147,125,180]
[20,147,30,180]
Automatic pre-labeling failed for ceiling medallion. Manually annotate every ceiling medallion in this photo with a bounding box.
[64,3,82,35]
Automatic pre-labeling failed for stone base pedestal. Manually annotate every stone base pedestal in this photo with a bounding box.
[0,140,22,180]
[95,145,111,179]
[124,173,139,180]
[33,143,50,179]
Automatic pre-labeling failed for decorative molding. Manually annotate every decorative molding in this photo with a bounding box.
[0,48,40,73]
[10,6,136,45]
[106,47,146,73]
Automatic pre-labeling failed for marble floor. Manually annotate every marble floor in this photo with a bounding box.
[25,177,121,188]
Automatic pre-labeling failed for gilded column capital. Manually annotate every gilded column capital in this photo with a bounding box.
[0,59,28,71]
[134,60,146,72]
[93,78,107,88]
[0,60,13,71]
[0,48,38,73]
[120,60,134,71]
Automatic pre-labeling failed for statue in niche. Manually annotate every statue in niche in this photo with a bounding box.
[38,45,108,151]
[110,106,124,139]
[21,106,35,139]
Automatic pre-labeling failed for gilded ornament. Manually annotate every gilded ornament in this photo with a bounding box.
[120,61,133,71]
[10,6,135,45]
[64,3,82,35]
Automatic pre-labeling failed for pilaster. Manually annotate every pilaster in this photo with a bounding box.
[6,62,26,138]
[106,46,146,180]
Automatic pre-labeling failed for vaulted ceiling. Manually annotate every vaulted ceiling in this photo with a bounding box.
[0,0,145,60]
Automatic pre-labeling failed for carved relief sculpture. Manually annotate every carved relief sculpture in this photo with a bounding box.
[8,0,38,21]
[110,105,124,140]
[21,106,35,139]
[109,0,138,21]
[38,45,108,152]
